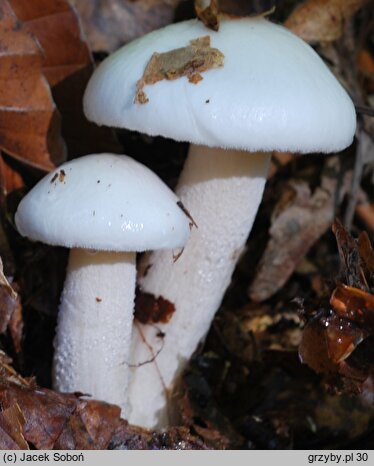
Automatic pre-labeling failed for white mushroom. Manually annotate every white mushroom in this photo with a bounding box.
[15,153,190,415]
[83,17,356,427]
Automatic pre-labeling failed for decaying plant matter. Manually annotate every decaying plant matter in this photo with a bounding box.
[0,0,373,450]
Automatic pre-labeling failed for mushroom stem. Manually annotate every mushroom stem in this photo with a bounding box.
[53,248,136,414]
[129,145,271,427]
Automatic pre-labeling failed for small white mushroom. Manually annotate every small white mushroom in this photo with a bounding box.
[15,153,190,415]
[83,17,356,427]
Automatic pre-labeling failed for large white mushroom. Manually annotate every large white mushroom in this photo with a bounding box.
[15,153,190,415]
[83,17,356,427]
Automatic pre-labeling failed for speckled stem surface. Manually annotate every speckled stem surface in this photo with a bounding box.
[128,146,271,427]
[53,248,135,414]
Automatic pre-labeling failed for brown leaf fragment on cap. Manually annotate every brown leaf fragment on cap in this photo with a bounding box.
[195,0,220,32]
[135,36,224,104]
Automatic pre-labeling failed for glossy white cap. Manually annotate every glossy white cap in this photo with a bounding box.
[84,17,356,154]
[15,154,190,251]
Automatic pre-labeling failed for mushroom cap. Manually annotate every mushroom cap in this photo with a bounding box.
[15,154,190,251]
[83,17,356,154]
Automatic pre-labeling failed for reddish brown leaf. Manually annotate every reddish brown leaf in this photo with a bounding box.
[54,400,121,449]
[0,153,25,194]
[299,317,339,374]
[0,383,77,449]
[285,0,369,43]
[10,0,120,159]
[0,403,28,449]
[11,0,91,87]
[0,0,65,171]
[330,284,374,332]
[324,313,365,363]
[0,381,122,449]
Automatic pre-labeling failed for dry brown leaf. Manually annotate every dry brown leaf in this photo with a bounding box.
[299,223,374,392]
[285,0,369,43]
[11,0,91,87]
[54,400,121,449]
[0,350,33,388]
[0,403,28,450]
[0,153,25,194]
[135,36,224,104]
[249,181,335,302]
[0,0,65,171]
[0,257,23,351]
[0,384,77,449]
[332,219,368,290]
[10,0,120,159]
[0,381,122,449]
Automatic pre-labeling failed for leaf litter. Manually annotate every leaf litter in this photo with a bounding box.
[1,0,374,451]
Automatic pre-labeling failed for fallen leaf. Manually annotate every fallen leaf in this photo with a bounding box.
[285,0,369,43]
[249,155,353,302]
[299,314,339,373]
[0,257,23,351]
[324,312,365,363]
[330,284,374,332]
[54,400,121,449]
[0,403,28,450]
[0,0,65,170]
[135,36,224,104]
[299,223,374,393]
[249,181,334,301]
[0,350,33,388]
[0,383,76,449]
[332,219,368,290]
[0,380,122,449]
[0,353,209,449]
[0,153,25,194]
[10,0,120,158]
[10,0,90,87]
[110,423,209,450]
